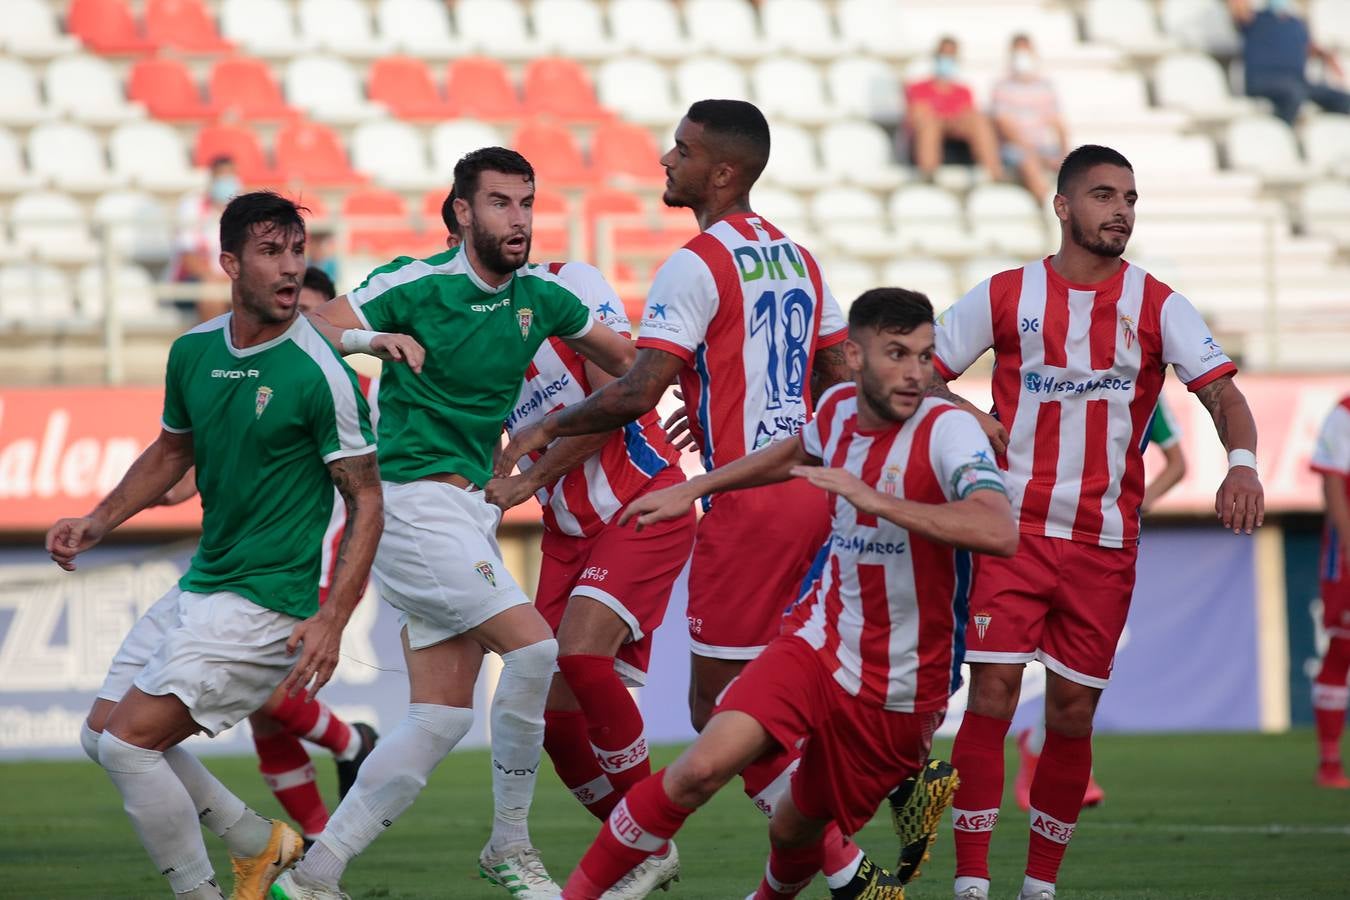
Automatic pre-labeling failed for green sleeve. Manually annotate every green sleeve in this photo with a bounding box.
[308,357,377,464]
[160,339,192,433]
[544,282,593,339]
[347,256,424,333]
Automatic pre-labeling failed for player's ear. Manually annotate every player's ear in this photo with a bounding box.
[453,196,472,231]
[843,336,864,373]
[711,160,736,190]
[219,250,240,281]
[1052,192,1069,223]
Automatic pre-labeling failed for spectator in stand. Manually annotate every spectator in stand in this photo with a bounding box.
[1230,0,1350,124]
[904,36,1006,182]
[991,34,1068,201]
[171,155,236,321]
[309,228,340,283]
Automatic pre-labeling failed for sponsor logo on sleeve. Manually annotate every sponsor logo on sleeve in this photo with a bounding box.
[1200,335,1225,363]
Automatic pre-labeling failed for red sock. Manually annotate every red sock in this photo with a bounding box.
[269,691,355,757]
[545,708,618,820]
[741,746,799,818]
[754,837,824,899]
[819,822,863,881]
[558,654,651,799]
[1025,729,1092,884]
[1314,636,1350,767]
[951,712,1012,879]
[253,731,329,838]
[564,770,693,899]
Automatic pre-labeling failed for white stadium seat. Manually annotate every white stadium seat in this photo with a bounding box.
[674,58,752,111]
[684,0,765,61]
[430,121,503,177]
[0,127,40,193]
[109,122,202,193]
[92,191,173,265]
[597,58,683,127]
[27,123,125,194]
[761,0,845,62]
[751,187,808,230]
[376,0,455,57]
[820,120,907,191]
[1303,113,1350,177]
[221,0,311,57]
[2,0,80,58]
[812,186,898,259]
[888,184,976,257]
[959,257,1024,291]
[0,58,53,127]
[352,121,437,190]
[0,263,77,325]
[533,0,618,61]
[609,0,695,61]
[827,57,903,126]
[1085,0,1173,56]
[10,191,100,265]
[1161,0,1242,56]
[1226,115,1312,182]
[881,258,959,307]
[299,0,392,59]
[1154,52,1255,121]
[966,184,1048,257]
[819,257,878,311]
[752,59,836,127]
[760,123,830,190]
[77,263,163,323]
[837,0,907,60]
[46,55,145,126]
[1301,179,1350,246]
[453,0,541,59]
[1311,0,1350,52]
[285,56,385,124]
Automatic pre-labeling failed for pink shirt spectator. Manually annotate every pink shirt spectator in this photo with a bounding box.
[905,78,975,120]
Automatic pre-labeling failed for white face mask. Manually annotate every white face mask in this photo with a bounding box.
[1011,50,1036,76]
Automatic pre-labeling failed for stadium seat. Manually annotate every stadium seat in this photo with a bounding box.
[513,122,597,187]
[684,0,765,61]
[837,0,908,60]
[376,0,454,57]
[445,57,524,120]
[68,0,157,54]
[429,121,502,175]
[145,0,234,53]
[280,188,329,221]
[596,58,682,127]
[28,122,124,194]
[129,58,216,122]
[1300,179,1350,245]
[194,123,281,184]
[888,185,977,256]
[342,188,422,256]
[1160,0,1242,55]
[2,0,81,58]
[530,188,573,260]
[1304,113,1350,177]
[0,59,54,126]
[752,59,836,127]
[1085,0,1173,56]
[590,121,665,186]
[761,0,845,62]
[522,58,610,122]
[0,263,78,324]
[750,187,822,247]
[1052,70,1153,128]
[275,120,367,187]
[609,0,695,61]
[760,123,830,190]
[1154,52,1254,121]
[586,187,690,267]
[820,120,907,190]
[966,183,1047,256]
[1226,115,1311,182]
[110,122,202,193]
[77,263,163,323]
[92,190,174,265]
[285,56,386,124]
[46,55,145,126]
[221,0,310,57]
[299,0,392,59]
[209,57,296,120]
[811,186,898,259]
[533,0,619,61]
[824,258,878,311]
[881,258,959,307]
[351,120,438,190]
[0,127,40,193]
[827,57,903,126]
[421,187,451,234]
[582,186,643,253]
[369,57,454,120]
[675,58,752,111]
[959,256,1023,290]
[11,191,101,265]
[1311,0,1350,52]
[453,0,541,59]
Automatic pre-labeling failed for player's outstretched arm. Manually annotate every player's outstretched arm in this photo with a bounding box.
[281,451,383,698]
[925,373,1008,453]
[496,348,684,476]
[309,295,426,373]
[46,429,195,571]
[1195,375,1264,534]
[563,319,636,378]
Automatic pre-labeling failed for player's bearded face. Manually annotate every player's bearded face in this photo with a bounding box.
[463,177,534,276]
[1064,165,1136,259]
[660,118,711,209]
[233,223,304,325]
[855,324,934,423]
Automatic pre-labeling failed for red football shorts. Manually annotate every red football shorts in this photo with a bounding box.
[686,478,831,659]
[1322,529,1350,638]
[964,533,1137,688]
[535,466,696,686]
[716,636,940,835]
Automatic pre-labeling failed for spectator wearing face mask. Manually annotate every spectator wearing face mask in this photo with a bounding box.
[991,34,1068,201]
[171,155,239,321]
[903,36,1006,182]
[1230,0,1350,125]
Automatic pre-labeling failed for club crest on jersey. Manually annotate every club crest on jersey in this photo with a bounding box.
[1119,314,1136,350]
[973,612,992,641]
[881,464,902,496]
[254,386,274,419]
[473,560,496,586]
[516,307,533,340]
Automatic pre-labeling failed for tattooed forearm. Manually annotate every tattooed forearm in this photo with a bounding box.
[1195,375,1257,454]
[811,344,851,402]
[924,373,965,404]
[1196,376,1232,448]
[324,451,383,621]
[550,349,683,437]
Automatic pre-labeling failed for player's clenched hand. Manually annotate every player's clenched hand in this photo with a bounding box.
[45,516,106,571]
[370,333,425,374]
[618,483,696,530]
[485,474,538,510]
[791,466,881,515]
[972,409,1008,455]
[1215,465,1264,535]
[282,611,344,697]
[496,421,551,477]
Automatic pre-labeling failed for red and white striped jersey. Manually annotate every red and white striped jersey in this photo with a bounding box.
[1311,396,1350,583]
[790,385,1007,713]
[505,261,681,538]
[635,213,847,474]
[934,257,1237,549]
[318,372,379,601]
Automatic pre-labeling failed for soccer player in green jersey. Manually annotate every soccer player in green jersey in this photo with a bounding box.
[275,148,635,900]
[47,191,383,900]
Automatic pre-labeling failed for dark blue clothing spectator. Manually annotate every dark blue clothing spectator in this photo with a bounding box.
[1234,3,1350,124]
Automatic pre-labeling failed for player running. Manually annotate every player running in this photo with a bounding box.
[271,148,636,900]
[1310,394,1350,788]
[934,145,1264,900]
[53,192,382,900]
[556,287,1016,899]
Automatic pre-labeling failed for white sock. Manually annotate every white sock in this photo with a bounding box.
[1026,725,1047,755]
[488,639,557,853]
[80,721,102,763]
[97,731,215,894]
[334,726,363,762]
[1022,875,1056,897]
[956,876,991,896]
[296,703,473,886]
[824,849,864,889]
[161,745,272,857]
[176,878,225,898]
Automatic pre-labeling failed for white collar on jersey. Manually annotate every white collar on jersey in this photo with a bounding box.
[221,311,305,358]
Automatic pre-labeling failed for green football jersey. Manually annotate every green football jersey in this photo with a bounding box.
[349,247,593,487]
[162,314,376,619]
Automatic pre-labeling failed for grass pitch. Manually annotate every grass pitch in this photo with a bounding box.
[1,730,1345,899]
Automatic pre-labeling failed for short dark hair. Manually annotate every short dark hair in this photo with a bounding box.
[219,191,307,256]
[937,35,959,53]
[303,265,335,301]
[685,99,771,184]
[453,147,534,206]
[847,288,934,335]
[441,185,460,238]
[1056,144,1133,195]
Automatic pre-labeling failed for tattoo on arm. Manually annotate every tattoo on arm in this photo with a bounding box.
[553,350,683,437]
[811,344,850,402]
[328,452,381,586]
[1195,377,1232,447]
[924,373,964,404]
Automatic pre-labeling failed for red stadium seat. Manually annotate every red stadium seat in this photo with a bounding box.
[68,0,156,54]
[369,57,454,120]
[279,189,329,222]
[210,57,296,120]
[193,123,281,184]
[129,58,216,121]
[343,189,424,256]
[145,0,234,53]
[586,187,693,265]
[513,122,597,187]
[275,119,367,187]
[591,121,665,186]
[445,57,523,120]
[522,58,609,123]
[531,188,572,260]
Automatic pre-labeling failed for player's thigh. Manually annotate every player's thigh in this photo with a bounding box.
[964,534,1058,667]
[556,596,632,657]
[104,687,203,751]
[95,585,185,708]
[713,637,835,761]
[403,627,485,708]
[535,532,588,636]
[1041,541,1136,690]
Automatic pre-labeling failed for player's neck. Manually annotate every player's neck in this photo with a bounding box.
[228,308,294,348]
[1049,244,1124,287]
[464,245,513,290]
[696,195,753,232]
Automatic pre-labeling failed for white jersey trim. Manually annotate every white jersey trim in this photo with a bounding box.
[348,253,465,328]
[689,639,766,660]
[294,317,376,462]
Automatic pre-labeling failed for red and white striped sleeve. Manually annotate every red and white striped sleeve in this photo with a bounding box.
[1311,398,1350,478]
[634,249,717,363]
[933,278,996,382]
[1158,291,1237,391]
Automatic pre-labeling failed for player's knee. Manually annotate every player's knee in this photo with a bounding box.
[1045,692,1097,737]
[501,638,558,680]
[96,729,160,774]
[967,666,1022,718]
[767,811,819,850]
[668,750,734,807]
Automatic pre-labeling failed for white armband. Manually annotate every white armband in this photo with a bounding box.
[1227,449,1257,471]
[339,329,384,353]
